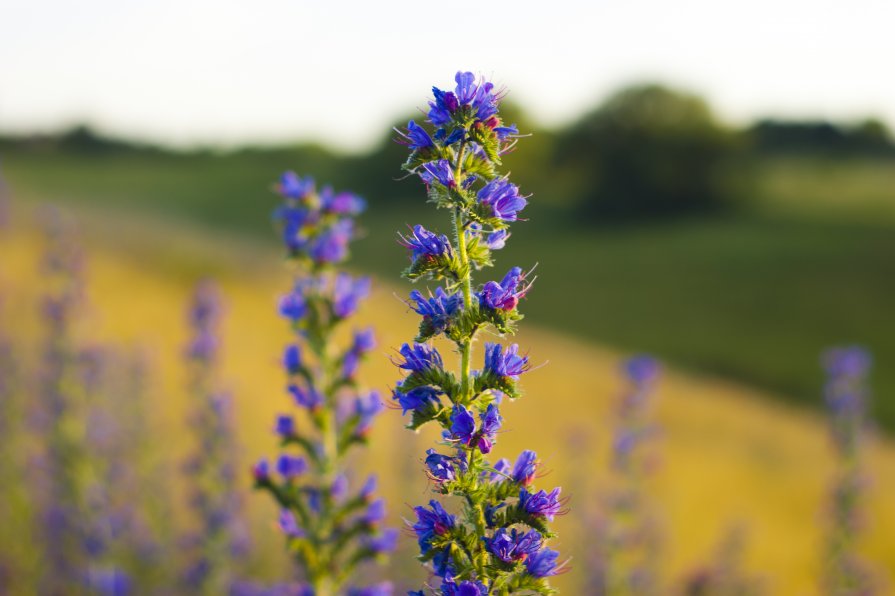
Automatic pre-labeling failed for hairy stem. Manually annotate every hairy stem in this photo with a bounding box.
[453,142,474,400]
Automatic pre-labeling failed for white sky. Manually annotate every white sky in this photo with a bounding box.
[2,0,894,151]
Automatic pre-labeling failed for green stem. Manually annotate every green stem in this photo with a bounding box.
[453,142,474,400]
[303,288,341,591]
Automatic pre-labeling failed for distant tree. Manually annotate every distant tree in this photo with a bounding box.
[555,84,734,220]
[748,118,894,156]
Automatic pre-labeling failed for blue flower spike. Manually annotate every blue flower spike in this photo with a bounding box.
[394,72,564,595]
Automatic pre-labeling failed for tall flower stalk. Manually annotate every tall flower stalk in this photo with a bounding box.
[253,174,395,595]
[394,72,564,595]
[821,347,877,596]
[589,356,662,596]
[30,209,91,594]
[182,281,249,594]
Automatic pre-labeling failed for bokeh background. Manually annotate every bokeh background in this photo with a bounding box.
[1,0,894,593]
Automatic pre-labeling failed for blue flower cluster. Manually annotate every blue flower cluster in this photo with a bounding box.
[182,281,249,593]
[394,72,564,595]
[254,174,395,595]
[588,356,663,594]
[821,346,877,594]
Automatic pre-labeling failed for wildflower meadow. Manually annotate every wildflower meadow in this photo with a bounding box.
[0,70,893,596]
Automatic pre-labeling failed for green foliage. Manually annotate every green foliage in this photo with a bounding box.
[555,84,735,219]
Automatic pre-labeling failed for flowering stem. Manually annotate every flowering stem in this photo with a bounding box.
[452,141,474,399]
[397,72,563,594]
[254,173,394,595]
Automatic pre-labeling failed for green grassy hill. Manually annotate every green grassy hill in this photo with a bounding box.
[3,151,894,427]
[2,208,894,593]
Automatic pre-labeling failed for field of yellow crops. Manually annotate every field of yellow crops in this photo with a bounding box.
[2,206,893,594]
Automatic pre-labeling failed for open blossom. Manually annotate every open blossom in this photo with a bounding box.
[333,273,371,318]
[400,225,453,263]
[288,383,324,410]
[420,159,456,188]
[279,510,304,538]
[448,404,502,454]
[412,500,456,553]
[525,548,561,578]
[276,455,308,480]
[320,187,365,216]
[311,218,354,264]
[519,488,564,521]
[398,342,444,373]
[477,177,527,222]
[275,415,295,438]
[511,450,539,485]
[427,71,506,127]
[277,172,315,200]
[352,391,384,436]
[485,528,543,563]
[479,267,528,312]
[393,384,442,414]
[439,575,489,596]
[410,288,463,334]
[278,290,307,321]
[426,449,457,482]
[399,120,435,150]
[483,342,530,379]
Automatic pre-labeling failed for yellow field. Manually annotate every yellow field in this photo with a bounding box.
[2,207,893,594]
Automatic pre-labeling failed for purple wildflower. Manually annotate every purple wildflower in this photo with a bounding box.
[352,327,377,354]
[279,510,304,538]
[253,459,270,482]
[360,475,377,501]
[410,288,463,334]
[512,450,538,485]
[393,384,442,414]
[366,529,399,553]
[347,583,394,596]
[278,290,307,321]
[420,159,456,188]
[400,120,435,150]
[489,458,511,482]
[426,449,457,482]
[477,177,527,222]
[397,343,443,373]
[624,355,661,385]
[283,344,302,375]
[277,172,315,200]
[479,267,528,311]
[447,404,501,454]
[428,88,460,126]
[333,273,371,318]
[485,528,543,563]
[276,455,308,480]
[320,187,366,216]
[275,415,295,438]
[400,224,453,263]
[440,574,489,596]
[311,218,353,264]
[363,499,386,525]
[288,383,324,410]
[525,547,561,577]
[331,474,349,501]
[519,488,563,521]
[483,343,530,379]
[485,229,509,250]
[493,123,519,141]
[412,500,456,553]
[353,391,384,437]
[275,205,312,252]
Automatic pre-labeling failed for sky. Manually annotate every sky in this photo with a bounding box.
[2,0,894,152]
